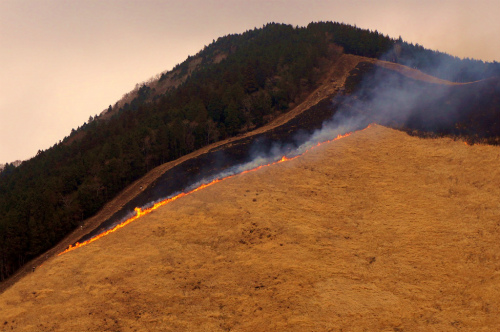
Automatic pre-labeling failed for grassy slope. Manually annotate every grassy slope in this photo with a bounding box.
[4,51,493,293]
[1,124,499,331]
[0,53,367,293]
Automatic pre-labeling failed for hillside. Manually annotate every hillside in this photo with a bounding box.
[0,52,368,292]
[1,23,361,282]
[1,125,499,331]
[5,48,494,292]
[1,20,500,292]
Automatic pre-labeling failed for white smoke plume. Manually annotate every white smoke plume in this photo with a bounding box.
[100,51,493,237]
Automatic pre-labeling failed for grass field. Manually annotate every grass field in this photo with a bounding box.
[1,124,499,331]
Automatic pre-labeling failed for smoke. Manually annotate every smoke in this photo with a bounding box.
[88,49,495,241]
[132,58,461,215]
[196,49,494,181]
[315,59,483,137]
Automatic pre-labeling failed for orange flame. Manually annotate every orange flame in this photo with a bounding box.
[58,128,360,256]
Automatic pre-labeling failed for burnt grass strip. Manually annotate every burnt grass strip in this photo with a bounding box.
[77,94,344,243]
[77,69,500,244]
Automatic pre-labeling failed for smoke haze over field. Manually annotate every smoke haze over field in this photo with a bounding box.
[200,53,500,188]
[1,0,499,162]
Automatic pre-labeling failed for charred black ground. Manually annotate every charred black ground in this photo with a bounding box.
[344,62,500,143]
[77,64,500,244]
[77,95,342,243]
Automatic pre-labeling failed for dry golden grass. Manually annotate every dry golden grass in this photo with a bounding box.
[2,125,500,332]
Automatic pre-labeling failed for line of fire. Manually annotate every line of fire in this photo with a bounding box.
[58,130,355,256]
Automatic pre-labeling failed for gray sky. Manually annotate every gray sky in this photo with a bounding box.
[1,0,499,163]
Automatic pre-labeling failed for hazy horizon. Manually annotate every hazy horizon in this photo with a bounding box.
[1,0,499,163]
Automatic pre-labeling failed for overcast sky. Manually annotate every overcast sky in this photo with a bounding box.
[1,0,499,163]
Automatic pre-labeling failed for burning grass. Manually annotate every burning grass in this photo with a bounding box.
[58,131,354,256]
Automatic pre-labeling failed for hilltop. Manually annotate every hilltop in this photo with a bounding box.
[1,125,499,331]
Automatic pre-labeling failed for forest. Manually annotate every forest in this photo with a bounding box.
[1,21,499,281]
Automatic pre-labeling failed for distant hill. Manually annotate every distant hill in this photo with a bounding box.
[1,21,500,285]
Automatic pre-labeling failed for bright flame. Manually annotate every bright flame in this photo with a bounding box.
[58,128,360,256]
